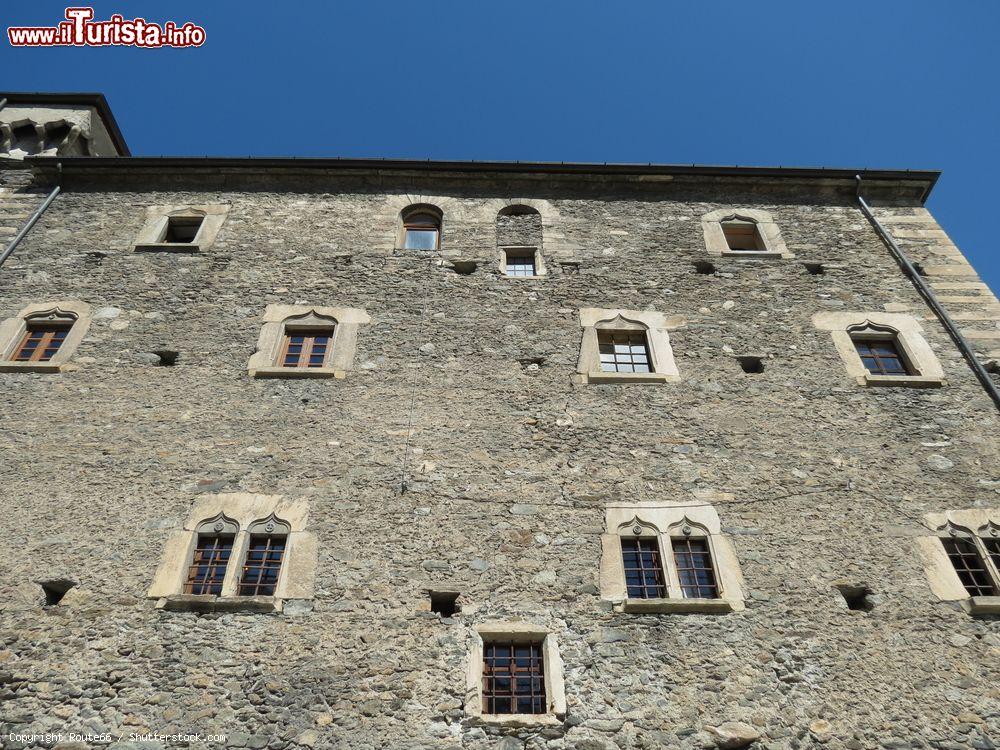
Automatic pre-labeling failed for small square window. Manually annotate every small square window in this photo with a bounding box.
[721,221,764,252]
[672,537,719,599]
[281,329,334,368]
[238,535,287,596]
[598,331,652,373]
[184,534,234,595]
[621,538,666,599]
[504,249,536,277]
[853,337,912,376]
[163,216,204,244]
[13,324,70,362]
[482,642,546,715]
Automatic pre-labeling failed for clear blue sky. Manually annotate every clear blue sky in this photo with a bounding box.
[3,1,998,292]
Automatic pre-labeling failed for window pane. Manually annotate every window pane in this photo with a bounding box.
[404,228,438,250]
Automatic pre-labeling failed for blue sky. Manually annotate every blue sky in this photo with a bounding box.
[3,1,998,292]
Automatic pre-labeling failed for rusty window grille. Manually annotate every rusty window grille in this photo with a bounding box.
[852,338,911,376]
[482,642,546,714]
[238,535,287,596]
[598,330,651,373]
[942,537,996,596]
[13,324,70,362]
[504,249,536,277]
[184,535,234,595]
[280,329,334,368]
[672,537,719,599]
[403,212,440,250]
[621,537,666,599]
[985,537,1000,572]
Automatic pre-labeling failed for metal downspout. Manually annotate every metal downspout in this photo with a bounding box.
[0,165,62,270]
[855,175,1000,411]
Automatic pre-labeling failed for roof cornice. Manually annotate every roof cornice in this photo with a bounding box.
[24,156,941,203]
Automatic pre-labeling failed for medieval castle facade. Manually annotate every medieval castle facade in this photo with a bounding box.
[0,93,998,750]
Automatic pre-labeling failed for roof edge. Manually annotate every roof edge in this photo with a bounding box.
[25,155,941,201]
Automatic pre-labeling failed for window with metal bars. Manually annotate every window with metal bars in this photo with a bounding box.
[985,537,1000,572]
[598,330,652,373]
[621,538,666,599]
[941,537,996,596]
[280,329,334,368]
[852,337,912,376]
[184,535,234,595]
[482,642,546,715]
[504,249,536,277]
[672,537,720,599]
[13,324,70,362]
[238,535,287,596]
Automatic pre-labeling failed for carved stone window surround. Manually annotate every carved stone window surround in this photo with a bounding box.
[915,508,1000,615]
[133,204,229,253]
[147,492,317,614]
[812,311,945,388]
[701,207,793,259]
[248,304,371,379]
[576,308,683,384]
[599,500,746,614]
[0,301,92,373]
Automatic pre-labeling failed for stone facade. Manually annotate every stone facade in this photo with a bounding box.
[0,98,998,750]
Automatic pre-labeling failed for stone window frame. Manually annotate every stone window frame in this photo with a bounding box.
[398,203,443,251]
[248,304,371,379]
[701,207,793,259]
[148,492,316,614]
[133,204,230,253]
[498,245,547,278]
[0,301,92,373]
[465,622,566,727]
[915,508,1000,616]
[812,311,945,388]
[599,501,746,614]
[496,204,547,278]
[576,308,683,385]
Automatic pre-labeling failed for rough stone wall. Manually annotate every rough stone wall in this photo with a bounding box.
[496,211,543,248]
[0,169,997,750]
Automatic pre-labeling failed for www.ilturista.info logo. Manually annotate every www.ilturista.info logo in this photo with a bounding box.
[8,7,206,48]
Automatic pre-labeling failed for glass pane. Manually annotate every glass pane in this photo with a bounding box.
[404,228,438,250]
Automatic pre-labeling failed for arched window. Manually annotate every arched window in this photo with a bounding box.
[701,208,793,259]
[598,503,743,613]
[720,216,765,252]
[577,309,681,384]
[937,522,1000,597]
[812,311,945,388]
[185,513,239,596]
[401,205,442,250]
[847,322,912,377]
[0,301,93,373]
[238,515,291,596]
[12,310,78,363]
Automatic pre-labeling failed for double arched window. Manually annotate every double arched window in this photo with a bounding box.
[184,512,292,598]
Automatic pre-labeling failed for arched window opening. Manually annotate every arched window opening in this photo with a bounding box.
[185,514,239,596]
[402,206,441,250]
[847,323,912,377]
[238,516,291,597]
[721,217,765,252]
[13,310,77,363]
